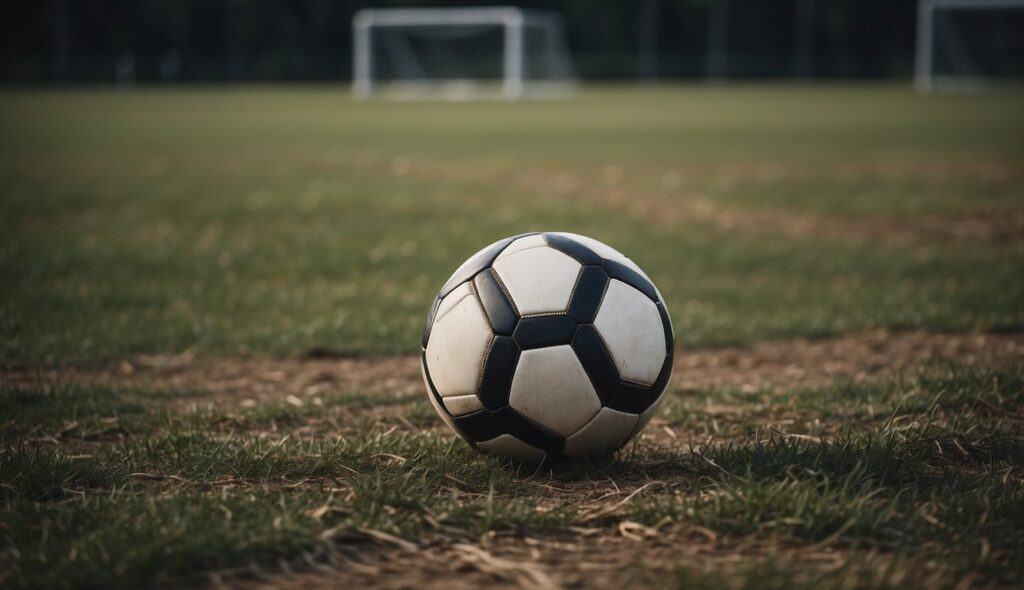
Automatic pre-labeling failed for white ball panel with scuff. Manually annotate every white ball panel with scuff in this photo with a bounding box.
[563,407,639,457]
[509,345,601,436]
[594,279,666,386]
[492,247,581,315]
[477,433,546,463]
[441,394,484,416]
[424,292,492,397]
[421,357,457,432]
[495,234,547,261]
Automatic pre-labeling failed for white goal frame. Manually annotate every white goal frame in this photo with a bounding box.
[915,0,1024,92]
[352,6,574,100]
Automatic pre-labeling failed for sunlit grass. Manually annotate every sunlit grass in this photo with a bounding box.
[2,86,1023,361]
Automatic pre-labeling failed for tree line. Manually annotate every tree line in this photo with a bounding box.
[0,0,941,82]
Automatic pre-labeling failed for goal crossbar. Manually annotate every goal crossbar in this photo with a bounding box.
[352,6,572,100]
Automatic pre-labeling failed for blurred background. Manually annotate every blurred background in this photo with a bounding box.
[1,2,1022,361]
[3,0,1023,85]
[2,4,1024,588]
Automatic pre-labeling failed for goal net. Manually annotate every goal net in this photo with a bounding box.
[915,0,1024,92]
[353,7,576,100]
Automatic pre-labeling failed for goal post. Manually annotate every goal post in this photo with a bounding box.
[352,7,576,100]
[915,0,1024,92]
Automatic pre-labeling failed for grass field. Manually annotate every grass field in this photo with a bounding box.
[2,85,1023,589]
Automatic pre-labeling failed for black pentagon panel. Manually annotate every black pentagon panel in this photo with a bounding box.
[451,410,504,443]
[568,266,608,323]
[494,406,566,455]
[571,324,620,405]
[609,380,661,414]
[438,233,539,299]
[474,269,518,335]
[602,259,659,302]
[514,315,577,349]
[543,233,602,265]
[608,347,673,415]
[478,336,519,411]
[656,301,674,351]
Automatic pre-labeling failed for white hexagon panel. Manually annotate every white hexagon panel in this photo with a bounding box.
[494,234,547,261]
[477,434,546,463]
[593,279,667,386]
[423,283,492,401]
[509,345,602,436]
[563,407,639,458]
[492,246,581,315]
[421,357,457,432]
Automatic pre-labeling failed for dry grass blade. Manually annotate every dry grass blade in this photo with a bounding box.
[618,521,660,541]
[355,527,419,552]
[451,543,558,590]
[576,481,665,524]
[768,426,824,443]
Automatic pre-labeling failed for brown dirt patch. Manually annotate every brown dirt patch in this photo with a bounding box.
[614,192,1024,248]
[7,332,1020,590]
[388,155,1024,247]
[523,171,1024,248]
[675,330,1024,393]
[3,354,423,408]
[5,330,1021,409]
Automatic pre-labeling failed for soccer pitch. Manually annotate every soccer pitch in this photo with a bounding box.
[2,85,1023,588]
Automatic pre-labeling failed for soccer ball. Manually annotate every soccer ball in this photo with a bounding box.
[420,232,674,462]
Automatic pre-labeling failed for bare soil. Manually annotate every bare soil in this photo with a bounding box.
[560,179,1024,248]
[7,331,1022,407]
[9,331,1021,590]
[674,330,1024,393]
[395,155,1024,247]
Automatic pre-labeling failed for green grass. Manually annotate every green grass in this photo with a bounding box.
[0,383,202,440]
[2,84,1023,588]
[2,85,1023,361]
[656,361,1024,437]
[3,363,1023,588]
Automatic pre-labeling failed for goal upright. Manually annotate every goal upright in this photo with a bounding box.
[915,0,1024,92]
[352,6,576,100]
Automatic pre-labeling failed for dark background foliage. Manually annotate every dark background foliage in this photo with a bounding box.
[1,0,1022,82]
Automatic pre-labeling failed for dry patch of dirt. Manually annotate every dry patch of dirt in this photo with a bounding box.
[613,192,1024,248]
[675,330,1024,393]
[4,354,423,407]
[5,331,1022,407]
[521,171,1024,248]
[8,331,1020,590]
[221,527,954,590]
[386,155,1024,247]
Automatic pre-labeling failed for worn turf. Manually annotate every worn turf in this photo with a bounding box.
[2,85,1023,361]
[2,85,1023,589]
[2,358,1023,589]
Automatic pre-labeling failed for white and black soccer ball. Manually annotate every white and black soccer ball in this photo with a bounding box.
[420,232,674,463]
